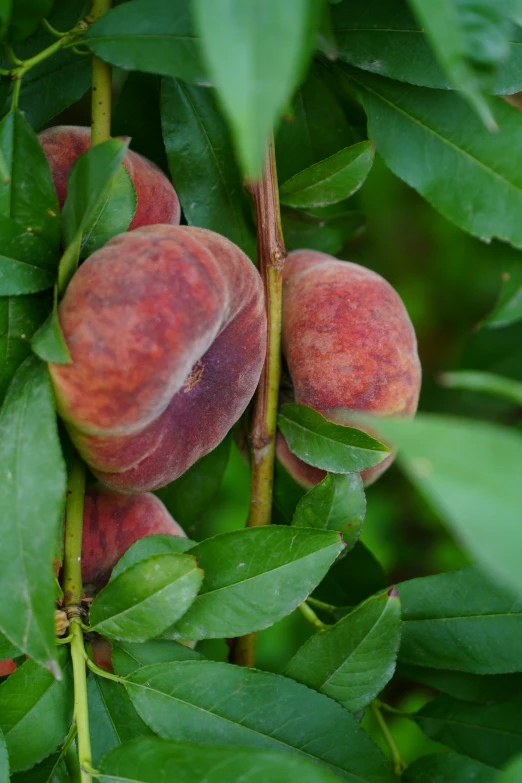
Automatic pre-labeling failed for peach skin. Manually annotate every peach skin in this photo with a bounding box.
[277,250,421,487]
[49,225,266,491]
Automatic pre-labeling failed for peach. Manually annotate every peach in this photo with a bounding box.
[81,485,186,589]
[49,225,266,491]
[0,658,16,677]
[38,125,180,229]
[278,250,421,487]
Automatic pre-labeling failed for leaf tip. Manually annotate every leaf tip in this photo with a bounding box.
[388,585,399,599]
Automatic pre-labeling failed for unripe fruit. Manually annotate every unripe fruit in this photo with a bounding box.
[82,485,186,589]
[49,225,266,492]
[39,125,181,229]
[278,250,421,487]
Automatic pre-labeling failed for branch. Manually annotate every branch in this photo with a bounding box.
[87,0,112,145]
[229,136,287,668]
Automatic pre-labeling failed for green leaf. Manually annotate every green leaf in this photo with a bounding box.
[0,292,49,404]
[165,526,345,641]
[79,165,137,258]
[278,403,390,474]
[313,542,388,608]
[275,63,359,184]
[292,472,366,545]
[161,79,256,259]
[0,727,7,783]
[0,215,57,295]
[502,755,522,783]
[282,206,366,256]
[0,110,60,251]
[192,0,321,177]
[416,694,522,769]
[113,73,167,170]
[90,553,204,642]
[62,137,129,248]
[398,565,522,674]
[17,52,91,132]
[285,589,401,712]
[0,356,66,673]
[398,664,522,705]
[8,0,52,42]
[483,261,522,328]
[84,0,208,85]
[30,287,71,365]
[98,736,343,783]
[10,753,69,782]
[0,651,73,773]
[126,661,395,782]
[0,633,17,662]
[155,435,232,527]
[347,68,522,250]
[440,371,522,406]
[331,0,522,96]
[371,413,522,595]
[112,639,201,678]
[0,0,10,40]
[407,0,509,128]
[403,752,499,783]
[87,674,153,766]
[280,142,375,209]
[110,535,196,582]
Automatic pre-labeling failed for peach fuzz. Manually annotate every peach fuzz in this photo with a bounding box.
[38,125,180,229]
[277,249,421,487]
[81,485,186,589]
[49,225,267,492]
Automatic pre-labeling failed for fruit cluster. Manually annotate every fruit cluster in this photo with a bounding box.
[39,127,423,604]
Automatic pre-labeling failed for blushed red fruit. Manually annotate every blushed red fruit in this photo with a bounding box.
[91,637,113,673]
[81,485,186,589]
[38,125,181,229]
[277,250,421,487]
[0,658,16,676]
[49,225,266,492]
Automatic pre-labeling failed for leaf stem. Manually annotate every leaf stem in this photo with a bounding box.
[299,601,330,631]
[370,701,407,777]
[84,654,126,684]
[63,456,92,783]
[87,0,112,145]
[307,596,340,615]
[229,136,286,668]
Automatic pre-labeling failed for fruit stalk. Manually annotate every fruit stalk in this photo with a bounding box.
[247,136,286,529]
[230,136,286,667]
[62,456,92,783]
[87,0,112,145]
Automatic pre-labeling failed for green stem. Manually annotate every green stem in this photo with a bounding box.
[42,17,66,37]
[85,654,126,685]
[87,0,112,145]
[299,602,329,631]
[229,136,286,669]
[370,701,407,777]
[63,456,91,783]
[306,597,340,615]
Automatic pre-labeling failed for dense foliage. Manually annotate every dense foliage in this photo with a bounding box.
[0,1,521,781]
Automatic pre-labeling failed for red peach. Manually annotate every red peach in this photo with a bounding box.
[278,250,421,487]
[81,485,186,589]
[0,658,16,677]
[49,225,266,491]
[38,125,180,229]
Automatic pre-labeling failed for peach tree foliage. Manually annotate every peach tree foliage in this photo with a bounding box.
[0,0,521,782]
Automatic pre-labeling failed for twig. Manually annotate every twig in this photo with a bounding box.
[229,136,286,668]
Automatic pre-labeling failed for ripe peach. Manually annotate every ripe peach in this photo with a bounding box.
[81,485,186,589]
[0,658,16,677]
[38,125,180,229]
[49,225,266,492]
[278,250,421,487]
